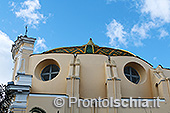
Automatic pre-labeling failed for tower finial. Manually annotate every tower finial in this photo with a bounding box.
[85,37,95,54]
[90,37,92,40]
[87,37,94,45]
[25,25,28,36]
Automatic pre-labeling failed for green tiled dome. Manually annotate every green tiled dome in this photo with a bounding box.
[43,38,135,57]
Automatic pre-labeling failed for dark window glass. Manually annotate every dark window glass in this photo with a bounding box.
[51,74,57,79]
[124,66,140,84]
[42,66,50,73]
[43,75,49,81]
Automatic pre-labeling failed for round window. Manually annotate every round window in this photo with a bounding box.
[41,64,60,81]
[124,66,140,84]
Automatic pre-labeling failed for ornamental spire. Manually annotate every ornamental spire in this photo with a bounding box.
[85,38,95,54]
[25,25,28,36]
[87,37,95,45]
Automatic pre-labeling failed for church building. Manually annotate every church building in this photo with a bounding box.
[7,34,170,113]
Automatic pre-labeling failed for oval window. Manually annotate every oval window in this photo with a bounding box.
[124,66,140,84]
[41,64,60,81]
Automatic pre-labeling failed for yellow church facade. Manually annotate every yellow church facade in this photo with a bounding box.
[8,35,170,113]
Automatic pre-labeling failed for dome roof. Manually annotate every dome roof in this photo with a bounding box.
[43,38,136,57]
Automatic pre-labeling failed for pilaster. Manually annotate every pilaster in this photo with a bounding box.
[66,57,80,113]
[152,66,170,102]
[105,59,121,113]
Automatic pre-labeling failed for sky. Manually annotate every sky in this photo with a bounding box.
[0,0,170,84]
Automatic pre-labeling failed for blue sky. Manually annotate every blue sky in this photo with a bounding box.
[0,0,170,83]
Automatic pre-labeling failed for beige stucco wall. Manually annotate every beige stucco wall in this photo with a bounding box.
[29,54,74,94]
[77,54,107,98]
[27,95,63,113]
[24,53,170,113]
[119,101,170,113]
[110,56,153,98]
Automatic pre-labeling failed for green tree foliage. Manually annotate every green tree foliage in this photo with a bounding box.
[0,84,14,113]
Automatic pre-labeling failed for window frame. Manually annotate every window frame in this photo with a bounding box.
[41,64,60,81]
[124,66,140,84]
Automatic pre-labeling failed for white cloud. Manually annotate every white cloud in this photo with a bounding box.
[9,1,16,11]
[141,0,170,23]
[131,0,170,46]
[34,37,47,52]
[0,30,14,84]
[130,21,157,46]
[106,0,117,4]
[131,24,148,39]
[12,0,46,28]
[153,57,157,61]
[106,0,170,47]
[159,29,169,39]
[128,0,170,47]
[106,19,127,47]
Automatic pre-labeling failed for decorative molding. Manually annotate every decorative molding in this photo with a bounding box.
[29,94,68,98]
[66,76,80,80]
[166,77,170,81]
[15,74,33,86]
[105,60,112,78]
[8,73,33,112]
[155,79,166,87]
[17,58,25,74]
[21,46,34,51]
[110,60,116,67]
[153,66,166,79]
[105,77,121,84]
[11,35,36,60]
[75,58,80,77]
